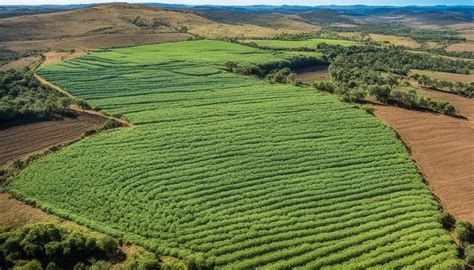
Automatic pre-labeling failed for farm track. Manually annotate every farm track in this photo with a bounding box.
[34,73,133,128]
[374,90,474,223]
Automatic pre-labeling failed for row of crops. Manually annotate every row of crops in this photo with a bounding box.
[10,40,459,268]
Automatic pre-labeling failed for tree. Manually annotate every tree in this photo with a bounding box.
[313,81,336,93]
[456,221,474,244]
[368,85,391,103]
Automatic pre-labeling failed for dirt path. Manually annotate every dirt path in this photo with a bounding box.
[374,90,474,223]
[34,55,133,128]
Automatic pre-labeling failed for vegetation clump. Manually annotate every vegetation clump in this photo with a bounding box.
[411,73,473,98]
[0,223,122,269]
[0,68,73,124]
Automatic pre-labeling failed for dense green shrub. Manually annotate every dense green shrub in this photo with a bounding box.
[102,119,122,130]
[313,81,336,93]
[0,223,122,269]
[265,68,299,85]
[411,73,474,98]
[465,244,474,265]
[368,85,391,103]
[0,68,72,123]
[438,212,456,230]
[456,221,474,244]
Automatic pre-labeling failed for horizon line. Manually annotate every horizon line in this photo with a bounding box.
[2,2,474,7]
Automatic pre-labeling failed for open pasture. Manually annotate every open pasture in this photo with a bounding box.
[242,38,359,50]
[10,40,458,268]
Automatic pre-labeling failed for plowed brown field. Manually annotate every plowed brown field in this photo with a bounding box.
[374,90,474,223]
[0,113,104,166]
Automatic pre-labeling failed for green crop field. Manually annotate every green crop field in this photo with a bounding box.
[10,40,458,268]
[242,38,359,49]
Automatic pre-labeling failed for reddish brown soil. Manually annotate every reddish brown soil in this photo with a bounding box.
[0,113,104,166]
[296,66,329,84]
[374,90,474,223]
[0,193,59,229]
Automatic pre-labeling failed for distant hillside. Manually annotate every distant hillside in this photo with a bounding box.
[0,5,81,19]
[197,10,322,29]
[149,3,474,26]
[0,3,320,52]
[298,10,357,26]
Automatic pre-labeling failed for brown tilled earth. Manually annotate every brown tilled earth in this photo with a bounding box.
[374,90,474,223]
[0,113,105,166]
[296,66,329,84]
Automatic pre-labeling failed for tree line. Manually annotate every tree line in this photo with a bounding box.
[411,73,473,98]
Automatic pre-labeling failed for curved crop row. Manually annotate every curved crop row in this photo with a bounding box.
[10,40,457,268]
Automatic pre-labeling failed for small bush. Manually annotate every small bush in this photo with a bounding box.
[313,81,336,93]
[465,244,474,265]
[0,223,122,269]
[456,221,474,244]
[439,212,456,230]
[266,68,298,85]
[368,85,391,103]
[73,98,92,110]
[102,120,121,130]
[14,260,42,270]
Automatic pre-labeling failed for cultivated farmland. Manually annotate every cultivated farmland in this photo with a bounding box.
[242,38,359,50]
[10,40,458,268]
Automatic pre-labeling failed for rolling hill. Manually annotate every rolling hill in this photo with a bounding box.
[0,3,321,52]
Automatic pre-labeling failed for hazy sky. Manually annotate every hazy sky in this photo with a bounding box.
[2,0,473,6]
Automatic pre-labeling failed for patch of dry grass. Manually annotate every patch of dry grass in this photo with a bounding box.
[0,55,41,71]
[447,42,474,52]
[410,69,474,83]
[369,34,421,48]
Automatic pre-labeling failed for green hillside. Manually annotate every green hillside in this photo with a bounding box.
[10,40,458,268]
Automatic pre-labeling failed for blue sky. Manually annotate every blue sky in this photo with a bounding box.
[1,0,472,5]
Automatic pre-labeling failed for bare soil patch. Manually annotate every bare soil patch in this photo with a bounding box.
[0,55,41,71]
[374,90,474,223]
[42,50,87,65]
[0,192,59,229]
[0,113,104,166]
[447,42,474,52]
[296,66,329,84]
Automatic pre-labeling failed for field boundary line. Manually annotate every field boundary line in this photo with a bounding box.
[33,56,134,128]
